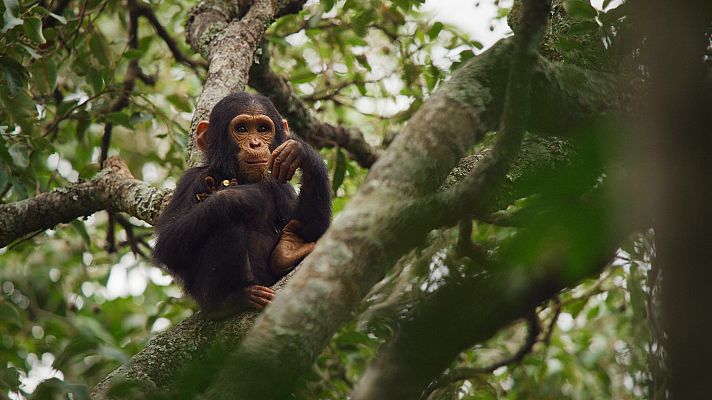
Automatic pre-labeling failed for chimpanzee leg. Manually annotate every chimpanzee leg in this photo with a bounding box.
[189,224,274,319]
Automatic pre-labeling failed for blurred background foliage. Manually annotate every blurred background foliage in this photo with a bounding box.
[0,0,658,399]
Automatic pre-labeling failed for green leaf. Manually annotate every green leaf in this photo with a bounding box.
[166,93,192,113]
[70,220,91,246]
[0,301,22,328]
[0,169,8,190]
[106,111,131,127]
[0,365,21,387]
[428,22,443,40]
[123,48,144,60]
[89,34,111,65]
[86,67,104,93]
[496,7,511,19]
[0,56,28,96]
[557,37,583,50]
[568,21,599,35]
[563,0,597,19]
[23,16,46,44]
[30,57,57,93]
[351,11,372,37]
[332,148,346,195]
[48,12,67,24]
[8,143,29,168]
[322,0,335,12]
[1,0,23,33]
[21,44,40,59]
[290,68,317,84]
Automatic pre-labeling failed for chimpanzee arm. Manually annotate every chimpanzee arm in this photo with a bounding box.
[153,167,266,271]
[293,141,332,242]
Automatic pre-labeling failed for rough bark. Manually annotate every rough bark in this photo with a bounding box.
[0,33,624,397]
[183,0,305,166]
[352,0,553,396]
[90,273,295,399]
[205,33,623,399]
[0,157,169,248]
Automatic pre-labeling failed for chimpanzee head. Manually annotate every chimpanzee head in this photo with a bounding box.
[196,92,289,183]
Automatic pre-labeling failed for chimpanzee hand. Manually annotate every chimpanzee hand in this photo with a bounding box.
[242,284,275,310]
[270,220,316,274]
[204,284,275,320]
[269,139,307,184]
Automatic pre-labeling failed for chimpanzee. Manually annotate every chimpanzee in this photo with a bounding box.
[153,92,331,319]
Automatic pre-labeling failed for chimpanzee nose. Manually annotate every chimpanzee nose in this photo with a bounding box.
[249,138,261,149]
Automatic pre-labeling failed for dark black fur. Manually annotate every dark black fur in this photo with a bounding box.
[153,93,331,314]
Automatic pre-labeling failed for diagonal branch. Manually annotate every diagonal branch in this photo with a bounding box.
[249,46,381,167]
[129,0,208,73]
[431,0,551,227]
[0,157,169,248]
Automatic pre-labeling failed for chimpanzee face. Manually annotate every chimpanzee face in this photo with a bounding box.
[229,112,276,182]
[195,93,289,183]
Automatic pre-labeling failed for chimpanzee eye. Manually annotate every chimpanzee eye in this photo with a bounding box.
[236,123,248,133]
[258,124,268,132]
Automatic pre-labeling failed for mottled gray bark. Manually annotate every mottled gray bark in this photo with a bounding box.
[90,272,294,399]
[0,157,169,248]
[204,27,624,398]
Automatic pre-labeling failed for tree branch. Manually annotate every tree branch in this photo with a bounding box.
[419,313,541,400]
[0,157,169,248]
[48,27,620,399]
[90,270,297,399]
[183,0,282,167]
[431,0,551,226]
[129,0,208,73]
[351,227,622,400]
[248,44,380,168]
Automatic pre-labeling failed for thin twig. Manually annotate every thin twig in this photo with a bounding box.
[420,312,541,400]
[115,214,147,257]
[130,0,207,72]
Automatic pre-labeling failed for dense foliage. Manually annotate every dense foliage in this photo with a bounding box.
[0,0,662,399]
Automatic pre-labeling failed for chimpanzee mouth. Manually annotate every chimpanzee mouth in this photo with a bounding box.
[244,160,268,165]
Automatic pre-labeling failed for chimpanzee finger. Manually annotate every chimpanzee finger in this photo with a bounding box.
[269,141,289,171]
[251,285,275,294]
[250,286,276,300]
[249,294,271,306]
[248,299,265,310]
[279,150,300,183]
[272,145,294,181]
[285,160,300,182]
[251,288,276,301]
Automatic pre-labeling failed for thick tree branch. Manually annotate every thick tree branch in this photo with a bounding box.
[0,157,169,248]
[249,46,380,167]
[432,0,549,226]
[184,0,306,167]
[81,34,619,399]
[350,0,552,397]
[90,270,297,399]
[201,12,630,397]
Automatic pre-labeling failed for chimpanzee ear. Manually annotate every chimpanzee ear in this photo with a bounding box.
[196,120,210,151]
[282,119,290,138]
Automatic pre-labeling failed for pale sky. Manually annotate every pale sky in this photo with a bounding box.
[422,0,513,50]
